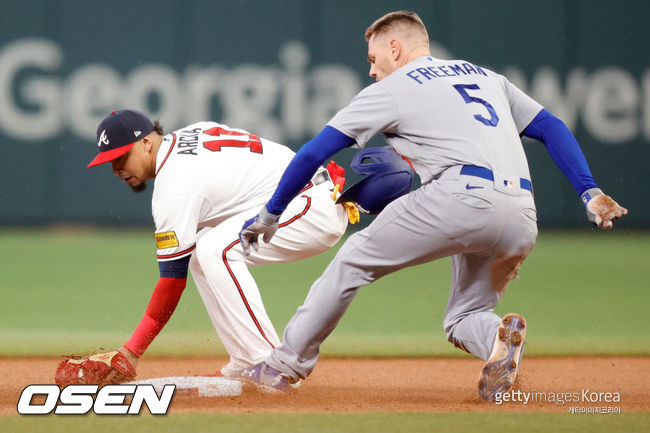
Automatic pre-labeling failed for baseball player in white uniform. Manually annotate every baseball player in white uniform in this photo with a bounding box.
[87,110,348,378]
[238,11,627,400]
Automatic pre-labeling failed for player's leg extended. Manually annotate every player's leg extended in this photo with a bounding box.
[268,180,482,381]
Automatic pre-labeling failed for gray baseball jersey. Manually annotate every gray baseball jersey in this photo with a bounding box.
[268,56,543,380]
[328,56,543,184]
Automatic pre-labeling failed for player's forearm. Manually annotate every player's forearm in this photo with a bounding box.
[266,126,355,215]
[124,277,186,357]
[522,109,598,196]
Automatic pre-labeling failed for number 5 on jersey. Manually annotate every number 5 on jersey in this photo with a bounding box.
[453,84,499,127]
[203,126,263,153]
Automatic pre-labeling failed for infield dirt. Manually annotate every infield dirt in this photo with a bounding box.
[2,357,648,414]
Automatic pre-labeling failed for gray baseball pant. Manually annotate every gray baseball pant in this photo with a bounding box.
[268,165,538,380]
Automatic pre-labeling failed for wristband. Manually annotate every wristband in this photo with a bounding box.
[260,205,281,225]
[580,188,603,206]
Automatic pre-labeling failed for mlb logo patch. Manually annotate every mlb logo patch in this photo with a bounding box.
[494,172,521,196]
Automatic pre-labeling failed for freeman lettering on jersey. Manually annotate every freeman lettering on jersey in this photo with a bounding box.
[176,128,202,155]
[406,61,487,85]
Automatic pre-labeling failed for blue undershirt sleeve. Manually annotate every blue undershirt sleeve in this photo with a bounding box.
[522,109,598,196]
[265,126,356,215]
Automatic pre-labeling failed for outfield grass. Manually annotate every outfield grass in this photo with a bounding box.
[0,229,648,357]
[1,412,648,433]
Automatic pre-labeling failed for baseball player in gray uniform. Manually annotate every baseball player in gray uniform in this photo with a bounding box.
[238,10,627,400]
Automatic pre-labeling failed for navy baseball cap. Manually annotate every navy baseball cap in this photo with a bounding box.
[88,109,154,168]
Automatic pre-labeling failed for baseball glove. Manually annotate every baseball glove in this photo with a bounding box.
[55,350,136,387]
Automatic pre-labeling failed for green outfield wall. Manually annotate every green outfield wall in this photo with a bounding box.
[0,0,647,228]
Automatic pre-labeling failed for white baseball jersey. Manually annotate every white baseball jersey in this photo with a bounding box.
[152,121,295,260]
[328,56,543,184]
[150,121,348,376]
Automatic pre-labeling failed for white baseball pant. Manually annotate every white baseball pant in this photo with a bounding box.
[188,179,347,376]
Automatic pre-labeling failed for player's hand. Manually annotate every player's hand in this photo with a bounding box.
[581,188,628,230]
[239,206,281,255]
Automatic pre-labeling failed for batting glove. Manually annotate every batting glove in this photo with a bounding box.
[581,188,628,230]
[239,206,281,256]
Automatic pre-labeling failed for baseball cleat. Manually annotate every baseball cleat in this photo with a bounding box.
[478,313,527,402]
[237,362,298,393]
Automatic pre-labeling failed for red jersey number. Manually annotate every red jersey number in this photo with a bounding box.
[203,127,263,154]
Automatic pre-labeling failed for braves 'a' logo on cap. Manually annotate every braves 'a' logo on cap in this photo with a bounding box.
[98,130,109,147]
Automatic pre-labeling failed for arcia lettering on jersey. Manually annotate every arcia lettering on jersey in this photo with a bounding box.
[176,127,202,156]
[406,59,487,85]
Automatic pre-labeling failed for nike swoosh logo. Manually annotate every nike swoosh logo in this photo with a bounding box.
[465,184,484,190]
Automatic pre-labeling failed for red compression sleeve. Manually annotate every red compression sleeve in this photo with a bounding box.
[124,277,186,357]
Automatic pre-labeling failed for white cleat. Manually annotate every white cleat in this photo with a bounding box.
[478,313,527,402]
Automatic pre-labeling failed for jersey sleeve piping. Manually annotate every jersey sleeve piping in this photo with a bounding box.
[157,244,196,261]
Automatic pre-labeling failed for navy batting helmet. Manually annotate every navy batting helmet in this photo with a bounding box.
[336,147,414,215]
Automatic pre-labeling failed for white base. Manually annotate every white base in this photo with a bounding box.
[127,376,242,397]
